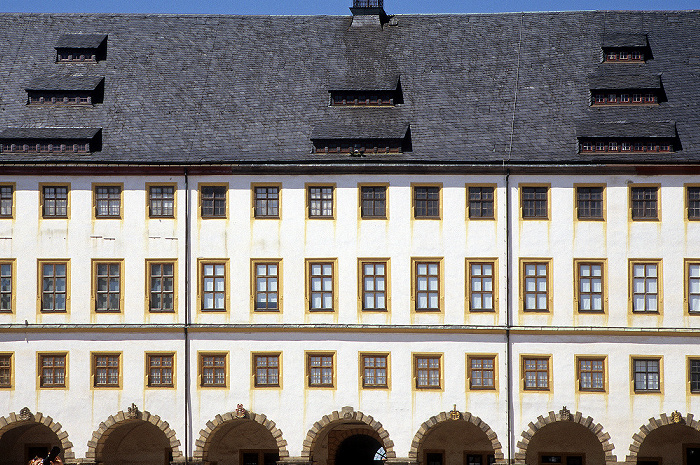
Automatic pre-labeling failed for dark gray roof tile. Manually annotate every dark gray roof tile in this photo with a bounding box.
[589,71,661,89]
[55,33,107,49]
[25,75,104,91]
[0,127,101,139]
[576,121,676,138]
[601,33,648,48]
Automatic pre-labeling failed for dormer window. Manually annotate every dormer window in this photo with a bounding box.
[0,128,102,154]
[328,75,403,107]
[26,75,104,106]
[577,122,678,154]
[601,33,650,63]
[55,34,107,62]
[588,72,662,106]
[330,90,397,106]
[311,123,411,154]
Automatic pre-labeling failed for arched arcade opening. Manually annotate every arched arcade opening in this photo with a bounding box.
[0,409,73,465]
[516,409,616,465]
[633,415,700,465]
[410,411,503,465]
[302,407,395,465]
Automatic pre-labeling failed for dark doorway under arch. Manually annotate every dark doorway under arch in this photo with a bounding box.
[335,434,386,465]
[96,420,172,465]
[0,422,63,465]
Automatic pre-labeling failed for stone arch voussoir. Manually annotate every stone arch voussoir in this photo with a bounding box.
[515,409,616,465]
[301,406,396,460]
[86,407,182,460]
[408,411,504,464]
[625,412,699,464]
[193,410,289,461]
[0,409,75,459]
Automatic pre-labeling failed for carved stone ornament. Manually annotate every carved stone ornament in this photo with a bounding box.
[671,411,684,424]
[18,407,33,421]
[449,404,461,420]
[235,404,247,419]
[127,403,139,419]
[559,406,571,421]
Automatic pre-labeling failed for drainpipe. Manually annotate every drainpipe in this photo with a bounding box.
[505,168,513,465]
[505,13,524,464]
[184,168,191,464]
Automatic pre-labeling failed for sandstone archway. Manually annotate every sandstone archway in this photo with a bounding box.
[193,408,288,463]
[0,408,74,464]
[409,410,504,465]
[301,407,395,464]
[516,408,616,465]
[86,406,182,464]
[626,412,700,465]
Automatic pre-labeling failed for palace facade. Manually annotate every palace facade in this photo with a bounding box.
[1,4,700,465]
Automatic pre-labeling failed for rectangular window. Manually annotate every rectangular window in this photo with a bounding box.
[360,186,387,218]
[522,261,550,312]
[361,261,387,311]
[0,185,13,217]
[254,354,280,387]
[200,185,227,218]
[523,357,549,390]
[148,186,174,218]
[468,356,495,390]
[254,186,279,218]
[94,354,120,387]
[578,358,605,391]
[576,187,604,220]
[521,186,548,219]
[633,358,660,392]
[200,354,226,387]
[414,261,441,312]
[308,261,334,311]
[631,261,660,313]
[41,261,68,313]
[0,262,13,313]
[688,262,700,313]
[254,262,279,312]
[688,187,700,220]
[577,262,604,312]
[631,187,658,220]
[42,186,68,218]
[94,261,121,312]
[467,454,496,465]
[468,186,495,219]
[690,359,700,393]
[149,262,175,313]
[39,354,66,388]
[362,354,388,388]
[201,261,227,312]
[415,355,441,389]
[0,355,10,388]
[414,186,440,218]
[147,354,174,387]
[307,353,334,387]
[308,186,334,218]
[468,261,495,312]
[94,185,121,218]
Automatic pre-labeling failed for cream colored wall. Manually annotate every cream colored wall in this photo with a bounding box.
[0,173,699,462]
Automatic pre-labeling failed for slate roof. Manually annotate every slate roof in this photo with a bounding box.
[25,75,104,91]
[54,33,107,49]
[0,11,699,166]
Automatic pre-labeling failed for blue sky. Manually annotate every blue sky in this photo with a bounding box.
[5,0,699,15]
